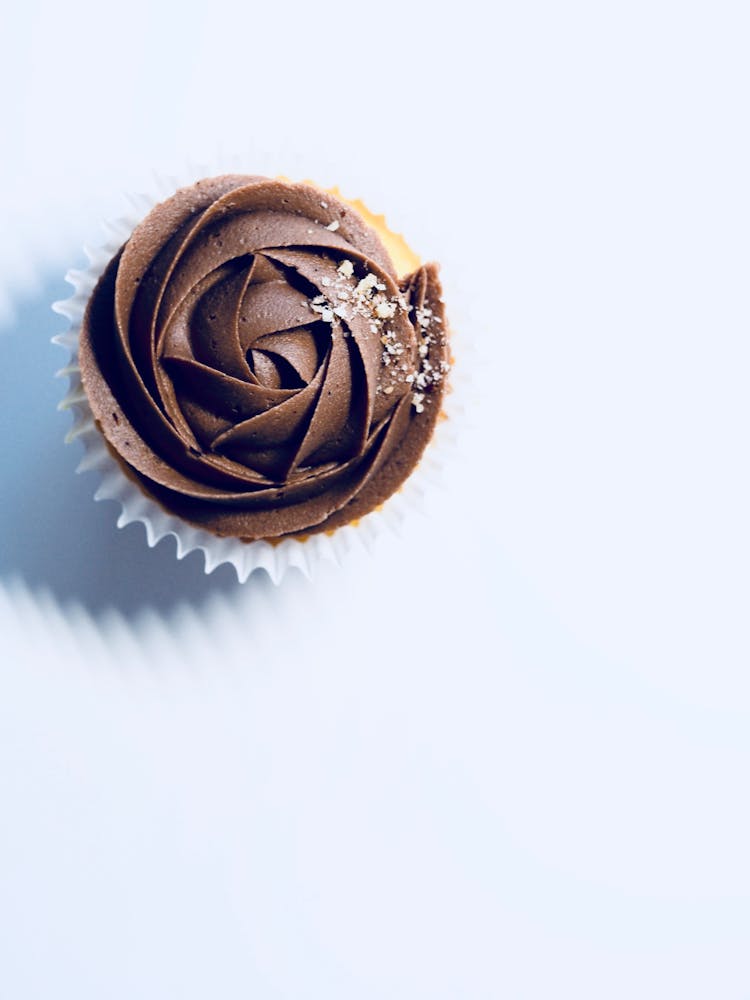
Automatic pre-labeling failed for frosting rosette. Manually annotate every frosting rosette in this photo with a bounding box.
[79,175,450,539]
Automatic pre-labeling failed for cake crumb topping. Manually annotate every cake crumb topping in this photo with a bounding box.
[356,273,378,296]
[305,261,449,412]
[406,300,449,411]
[307,264,406,341]
[375,301,397,320]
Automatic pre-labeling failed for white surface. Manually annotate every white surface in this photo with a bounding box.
[2,1,750,997]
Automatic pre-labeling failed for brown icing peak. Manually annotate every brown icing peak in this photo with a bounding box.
[79,176,450,539]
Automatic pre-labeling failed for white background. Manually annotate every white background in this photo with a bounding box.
[2,1,750,997]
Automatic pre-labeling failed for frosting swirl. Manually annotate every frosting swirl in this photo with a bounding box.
[79,176,449,539]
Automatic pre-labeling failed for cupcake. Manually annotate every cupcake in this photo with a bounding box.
[64,175,451,576]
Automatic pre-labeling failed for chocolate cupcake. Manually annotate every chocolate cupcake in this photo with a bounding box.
[57,175,451,579]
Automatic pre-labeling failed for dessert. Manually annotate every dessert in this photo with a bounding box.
[79,175,450,540]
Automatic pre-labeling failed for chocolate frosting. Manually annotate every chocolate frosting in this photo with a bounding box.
[79,176,449,539]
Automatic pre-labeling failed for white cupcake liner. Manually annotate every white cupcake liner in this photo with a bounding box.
[52,170,463,584]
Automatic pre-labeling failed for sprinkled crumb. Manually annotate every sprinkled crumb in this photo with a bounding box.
[326,220,340,232]
[320,201,328,208]
[375,301,397,320]
[305,264,441,397]
[401,300,451,405]
[356,273,378,296]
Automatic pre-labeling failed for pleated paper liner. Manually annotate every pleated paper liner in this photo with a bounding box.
[53,172,459,583]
